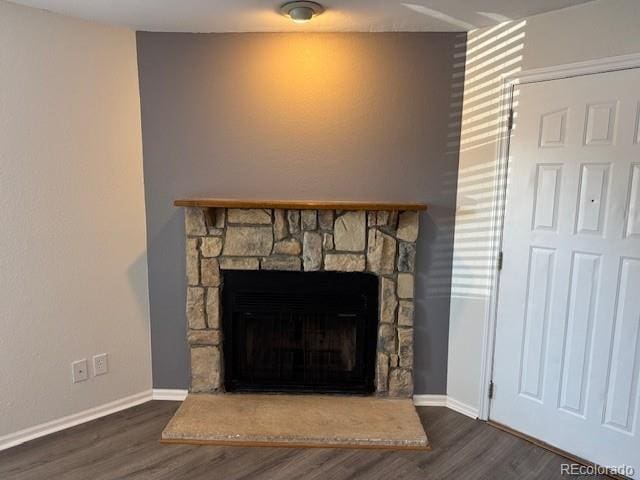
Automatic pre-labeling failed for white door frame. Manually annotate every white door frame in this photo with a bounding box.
[477,52,640,421]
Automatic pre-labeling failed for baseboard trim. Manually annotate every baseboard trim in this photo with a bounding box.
[445,397,480,419]
[412,394,447,407]
[152,389,188,401]
[0,389,478,452]
[149,390,478,417]
[413,394,479,419]
[0,390,153,452]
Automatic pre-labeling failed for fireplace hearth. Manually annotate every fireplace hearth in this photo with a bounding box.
[223,270,378,394]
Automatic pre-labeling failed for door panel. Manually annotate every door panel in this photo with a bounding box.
[519,247,556,401]
[584,101,617,146]
[603,258,640,433]
[491,68,640,475]
[533,164,562,230]
[626,164,640,237]
[558,251,600,417]
[575,163,610,235]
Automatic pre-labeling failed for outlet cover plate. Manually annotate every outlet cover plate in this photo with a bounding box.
[72,359,89,383]
[93,353,109,376]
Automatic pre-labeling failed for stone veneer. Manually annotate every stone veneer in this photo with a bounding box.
[182,207,419,397]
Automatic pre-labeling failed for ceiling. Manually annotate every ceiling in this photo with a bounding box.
[10,0,596,32]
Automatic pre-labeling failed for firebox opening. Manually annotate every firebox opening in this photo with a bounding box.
[222,270,378,394]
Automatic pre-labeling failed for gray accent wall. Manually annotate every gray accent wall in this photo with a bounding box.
[136,32,464,393]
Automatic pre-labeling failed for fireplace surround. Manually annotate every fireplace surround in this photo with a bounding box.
[178,200,424,397]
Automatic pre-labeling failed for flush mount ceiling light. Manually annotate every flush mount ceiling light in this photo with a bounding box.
[280,1,325,23]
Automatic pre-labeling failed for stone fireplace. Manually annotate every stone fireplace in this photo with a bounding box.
[178,201,423,398]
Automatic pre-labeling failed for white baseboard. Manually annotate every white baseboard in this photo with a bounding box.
[0,389,475,452]
[0,390,152,452]
[413,394,479,419]
[445,397,480,419]
[152,389,188,401]
[412,394,447,407]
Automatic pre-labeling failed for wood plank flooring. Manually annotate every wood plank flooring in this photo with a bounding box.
[0,401,607,479]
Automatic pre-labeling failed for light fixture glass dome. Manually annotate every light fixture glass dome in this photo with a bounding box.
[289,6,314,23]
[280,1,324,24]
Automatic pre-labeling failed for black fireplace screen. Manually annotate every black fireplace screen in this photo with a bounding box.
[222,270,378,394]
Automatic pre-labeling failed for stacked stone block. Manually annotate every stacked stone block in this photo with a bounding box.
[182,207,419,397]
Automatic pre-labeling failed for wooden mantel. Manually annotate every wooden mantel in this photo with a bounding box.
[174,198,427,212]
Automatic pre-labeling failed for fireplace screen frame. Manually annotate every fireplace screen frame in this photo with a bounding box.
[222,270,379,394]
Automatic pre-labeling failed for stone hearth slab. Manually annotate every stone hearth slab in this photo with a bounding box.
[161,394,429,450]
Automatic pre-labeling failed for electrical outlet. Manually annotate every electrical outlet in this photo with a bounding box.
[93,353,109,376]
[72,359,89,383]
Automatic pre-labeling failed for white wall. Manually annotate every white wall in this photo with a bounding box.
[0,0,151,439]
[448,0,640,413]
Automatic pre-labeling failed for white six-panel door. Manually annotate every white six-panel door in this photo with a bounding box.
[491,68,640,474]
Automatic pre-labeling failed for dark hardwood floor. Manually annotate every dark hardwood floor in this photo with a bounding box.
[0,401,605,479]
